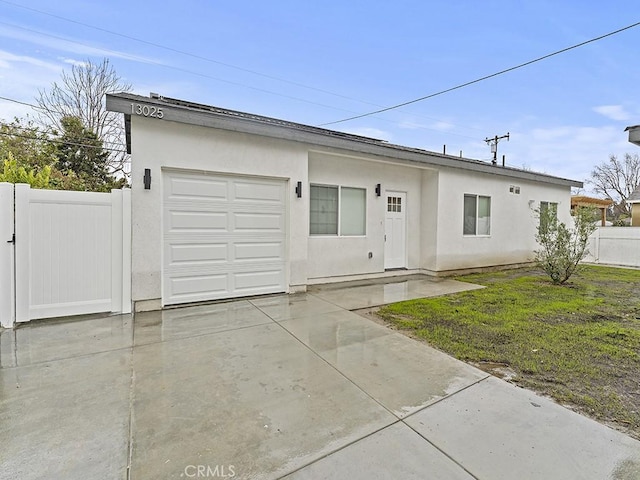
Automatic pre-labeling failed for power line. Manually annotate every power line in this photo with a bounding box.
[0,0,377,106]
[8,123,126,148]
[0,2,487,136]
[0,95,42,110]
[0,21,364,116]
[0,130,127,153]
[0,96,128,148]
[319,20,640,126]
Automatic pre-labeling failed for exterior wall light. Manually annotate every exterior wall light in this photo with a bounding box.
[143,169,151,190]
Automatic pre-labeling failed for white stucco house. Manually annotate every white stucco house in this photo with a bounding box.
[106,93,581,312]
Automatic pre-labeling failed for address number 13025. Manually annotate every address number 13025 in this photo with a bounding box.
[130,103,164,119]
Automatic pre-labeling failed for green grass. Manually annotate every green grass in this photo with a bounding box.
[378,266,640,438]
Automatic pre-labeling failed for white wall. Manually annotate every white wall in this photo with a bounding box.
[306,151,425,279]
[434,169,572,271]
[130,117,309,306]
[420,170,439,271]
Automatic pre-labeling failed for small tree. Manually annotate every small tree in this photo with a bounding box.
[36,58,132,179]
[534,206,597,285]
[53,115,127,192]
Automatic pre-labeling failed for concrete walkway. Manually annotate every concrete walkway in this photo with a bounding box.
[1,276,639,479]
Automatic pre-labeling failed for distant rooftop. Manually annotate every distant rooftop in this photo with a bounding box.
[628,185,640,203]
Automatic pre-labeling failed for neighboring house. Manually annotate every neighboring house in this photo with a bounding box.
[629,185,640,227]
[106,93,581,312]
[625,125,640,226]
[625,125,640,147]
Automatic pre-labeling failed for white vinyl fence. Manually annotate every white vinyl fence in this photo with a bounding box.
[0,183,131,328]
[584,227,640,268]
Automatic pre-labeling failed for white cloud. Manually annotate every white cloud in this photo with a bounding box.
[0,50,61,72]
[0,24,161,65]
[60,58,90,68]
[592,105,631,122]
[0,50,64,120]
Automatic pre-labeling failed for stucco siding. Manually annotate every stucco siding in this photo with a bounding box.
[434,169,571,271]
[306,152,425,279]
[419,169,439,271]
[129,116,309,304]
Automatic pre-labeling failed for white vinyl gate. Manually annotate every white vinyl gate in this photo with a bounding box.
[0,183,131,328]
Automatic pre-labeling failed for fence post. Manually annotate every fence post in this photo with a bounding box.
[111,189,123,313]
[0,183,15,328]
[122,188,132,314]
[14,183,30,323]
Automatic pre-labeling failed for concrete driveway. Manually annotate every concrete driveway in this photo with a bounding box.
[1,276,639,479]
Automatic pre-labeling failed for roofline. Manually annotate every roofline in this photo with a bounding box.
[106,92,583,188]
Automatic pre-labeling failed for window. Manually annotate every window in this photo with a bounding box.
[310,184,366,236]
[310,185,338,235]
[340,187,366,235]
[509,185,521,194]
[463,194,491,235]
[539,201,558,232]
[387,196,402,212]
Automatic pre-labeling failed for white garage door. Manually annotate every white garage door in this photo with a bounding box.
[163,171,287,305]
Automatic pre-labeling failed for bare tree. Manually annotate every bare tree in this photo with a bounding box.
[35,58,132,179]
[590,153,640,217]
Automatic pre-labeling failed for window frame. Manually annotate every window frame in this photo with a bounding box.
[463,194,492,236]
[309,183,367,237]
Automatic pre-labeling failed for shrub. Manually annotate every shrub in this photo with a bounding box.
[534,206,597,284]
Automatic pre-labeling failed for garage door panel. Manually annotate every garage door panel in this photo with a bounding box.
[163,171,287,306]
[234,213,283,231]
[234,242,284,261]
[170,274,228,297]
[168,177,228,200]
[168,243,228,265]
[168,211,228,231]
[234,181,283,203]
[234,270,284,292]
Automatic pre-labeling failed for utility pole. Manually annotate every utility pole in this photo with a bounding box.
[485,132,509,165]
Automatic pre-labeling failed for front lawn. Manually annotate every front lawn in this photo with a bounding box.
[377,266,640,439]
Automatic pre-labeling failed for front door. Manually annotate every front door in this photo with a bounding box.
[384,192,406,269]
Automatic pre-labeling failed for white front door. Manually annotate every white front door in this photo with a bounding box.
[384,192,407,269]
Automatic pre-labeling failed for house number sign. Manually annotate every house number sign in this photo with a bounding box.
[130,103,164,119]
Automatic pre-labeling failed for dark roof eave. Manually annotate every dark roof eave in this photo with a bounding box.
[106,92,582,188]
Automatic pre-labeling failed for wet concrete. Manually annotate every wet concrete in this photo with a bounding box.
[1,277,640,479]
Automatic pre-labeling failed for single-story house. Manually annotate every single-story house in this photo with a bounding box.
[106,93,582,312]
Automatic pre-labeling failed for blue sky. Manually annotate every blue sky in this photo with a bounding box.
[1,0,639,188]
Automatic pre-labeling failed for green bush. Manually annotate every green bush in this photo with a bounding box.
[0,154,51,188]
[534,206,597,284]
